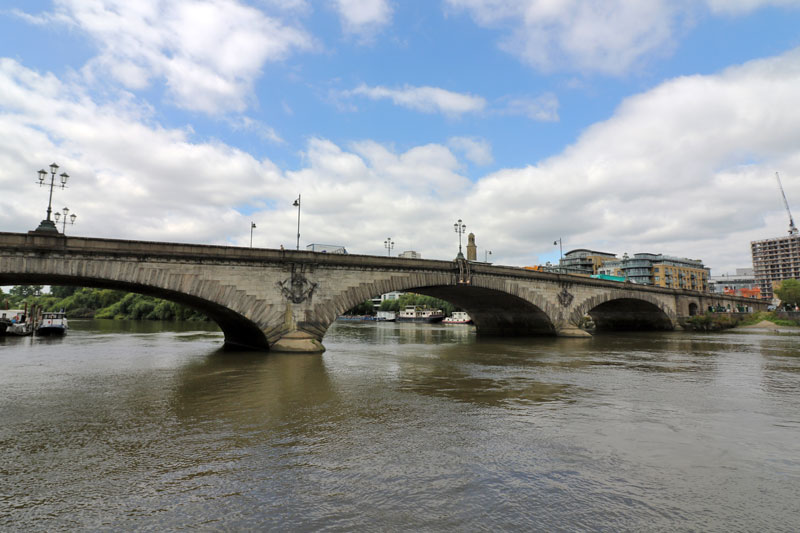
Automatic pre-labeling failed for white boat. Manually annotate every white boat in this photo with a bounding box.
[36,311,69,336]
[376,310,396,322]
[443,311,473,324]
[396,306,445,323]
[1,309,29,336]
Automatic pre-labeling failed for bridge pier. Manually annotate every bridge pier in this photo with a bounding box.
[556,325,592,338]
[271,330,325,353]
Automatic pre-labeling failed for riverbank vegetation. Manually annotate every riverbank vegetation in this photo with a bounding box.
[684,310,800,331]
[0,286,208,321]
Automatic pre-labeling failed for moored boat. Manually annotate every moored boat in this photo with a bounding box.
[36,311,69,336]
[443,311,473,324]
[1,309,28,337]
[396,306,445,323]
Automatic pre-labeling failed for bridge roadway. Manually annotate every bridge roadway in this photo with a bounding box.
[0,232,765,352]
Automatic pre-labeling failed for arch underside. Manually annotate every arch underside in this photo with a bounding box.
[587,298,674,331]
[0,273,268,350]
[414,285,556,336]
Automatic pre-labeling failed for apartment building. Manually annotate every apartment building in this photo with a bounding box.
[750,235,800,300]
[599,253,709,291]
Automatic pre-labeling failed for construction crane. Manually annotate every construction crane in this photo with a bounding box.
[775,172,798,235]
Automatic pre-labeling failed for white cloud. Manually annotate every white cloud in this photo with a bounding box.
[461,47,800,271]
[445,0,685,75]
[501,93,559,121]
[3,47,800,273]
[705,0,800,14]
[444,0,800,75]
[448,137,494,165]
[334,0,393,38]
[32,0,313,114]
[345,83,486,116]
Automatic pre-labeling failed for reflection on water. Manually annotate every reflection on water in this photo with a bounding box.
[1,320,800,531]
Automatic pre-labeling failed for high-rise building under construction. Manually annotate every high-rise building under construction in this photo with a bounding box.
[751,235,800,300]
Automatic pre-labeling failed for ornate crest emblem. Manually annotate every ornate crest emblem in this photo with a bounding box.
[557,286,574,307]
[277,264,318,304]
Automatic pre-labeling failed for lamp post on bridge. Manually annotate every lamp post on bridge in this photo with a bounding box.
[454,219,466,259]
[384,237,394,257]
[485,250,492,263]
[250,222,256,248]
[554,238,563,273]
[293,194,301,251]
[54,207,76,235]
[34,163,70,233]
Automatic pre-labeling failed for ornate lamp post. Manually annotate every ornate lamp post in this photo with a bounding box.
[384,237,394,256]
[250,221,256,248]
[554,237,563,273]
[53,207,76,234]
[293,194,301,250]
[34,163,70,233]
[485,250,492,262]
[454,219,466,259]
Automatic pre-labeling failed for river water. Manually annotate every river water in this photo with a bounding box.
[1,320,799,531]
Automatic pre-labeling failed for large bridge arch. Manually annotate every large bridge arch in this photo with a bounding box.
[571,290,677,331]
[2,271,270,350]
[306,271,559,339]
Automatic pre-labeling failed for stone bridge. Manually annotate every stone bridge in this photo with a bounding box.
[0,232,766,352]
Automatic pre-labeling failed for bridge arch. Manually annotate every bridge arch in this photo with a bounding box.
[305,272,558,340]
[1,272,270,350]
[572,290,676,332]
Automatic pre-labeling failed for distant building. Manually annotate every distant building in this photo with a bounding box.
[600,253,709,291]
[466,233,477,261]
[398,250,422,259]
[709,268,757,294]
[751,234,800,300]
[559,249,617,275]
[306,244,347,254]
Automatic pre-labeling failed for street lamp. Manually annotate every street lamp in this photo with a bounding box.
[293,194,301,250]
[454,219,466,259]
[554,238,563,273]
[485,250,492,262]
[250,221,256,248]
[384,237,394,256]
[34,162,70,233]
[53,207,76,234]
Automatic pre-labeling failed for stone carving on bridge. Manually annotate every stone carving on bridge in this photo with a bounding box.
[277,264,318,304]
[557,286,574,307]
[456,257,471,284]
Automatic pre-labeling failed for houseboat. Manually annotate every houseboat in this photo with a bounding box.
[1,309,30,336]
[443,311,473,325]
[36,311,69,336]
[396,306,445,323]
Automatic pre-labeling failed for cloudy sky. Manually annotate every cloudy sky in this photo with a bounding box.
[2,0,800,274]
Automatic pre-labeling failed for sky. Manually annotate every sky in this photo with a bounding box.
[2,0,800,274]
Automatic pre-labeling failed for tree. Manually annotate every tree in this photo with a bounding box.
[10,285,43,298]
[775,279,800,308]
[50,285,78,298]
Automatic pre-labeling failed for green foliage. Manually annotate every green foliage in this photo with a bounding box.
[775,279,800,308]
[4,285,208,322]
[343,299,376,315]
[50,285,78,298]
[378,293,456,315]
[10,285,43,298]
